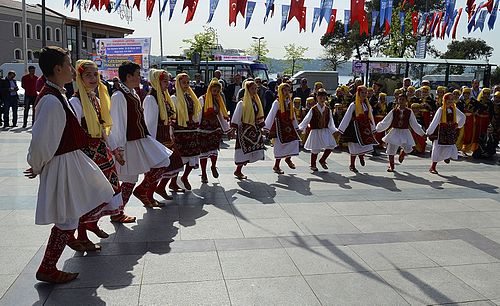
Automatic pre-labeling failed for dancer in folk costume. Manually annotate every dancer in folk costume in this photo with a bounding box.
[108,61,173,209]
[264,83,300,174]
[298,88,338,171]
[143,69,184,200]
[171,73,202,190]
[427,93,466,174]
[231,80,266,179]
[462,88,491,154]
[198,78,231,183]
[25,47,114,283]
[410,102,428,153]
[338,85,378,172]
[67,60,126,251]
[375,93,425,172]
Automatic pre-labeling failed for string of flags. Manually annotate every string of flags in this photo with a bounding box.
[64,0,500,38]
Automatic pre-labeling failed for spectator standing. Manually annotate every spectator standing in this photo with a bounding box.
[192,73,207,97]
[21,66,39,128]
[2,71,19,127]
[293,78,311,109]
[471,79,481,100]
[224,74,242,117]
[213,70,227,90]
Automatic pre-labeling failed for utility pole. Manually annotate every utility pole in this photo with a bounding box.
[158,0,164,62]
[252,36,264,61]
[78,3,82,59]
[22,0,28,72]
[42,0,46,46]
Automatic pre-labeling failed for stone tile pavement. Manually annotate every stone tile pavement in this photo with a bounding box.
[1,123,500,305]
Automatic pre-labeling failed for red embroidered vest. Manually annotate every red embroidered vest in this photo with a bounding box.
[390,108,411,129]
[37,85,88,156]
[310,105,331,129]
[117,87,149,141]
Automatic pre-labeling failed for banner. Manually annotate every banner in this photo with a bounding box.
[299,7,307,32]
[488,0,499,29]
[400,11,405,34]
[384,0,393,35]
[281,5,290,31]
[380,0,387,29]
[452,7,463,38]
[169,0,177,21]
[350,0,368,35]
[288,0,305,22]
[344,10,350,35]
[319,0,333,26]
[183,0,199,23]
[264,0,275,23]
[160,0,168,15]
[245,1,256,29]
[94,37,151,80]
[229,0,247,26]
[411,12,419,36]
[445,9,458,37]
[475,9,488,31]
[208,0,219,23]
[312,7,321,32]
[371,11,379,36]
[326,9,337,34]
[146,0,155,18]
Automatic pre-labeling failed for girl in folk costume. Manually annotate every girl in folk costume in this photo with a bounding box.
[171,73,202,190]
[198,78,231,183]
[108,61,174,209]
[66,60,125,251]
[338,85,378,172]
[375,94,425,172]
[143,69,184,201]
[298,88,338,171]
[25,47,114,283]
[264,83,300,174]
[230,80,266,179]
[426,93,466,174]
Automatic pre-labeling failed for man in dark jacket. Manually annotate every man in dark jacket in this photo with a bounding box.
[1,71,19,128]
[224,74,242,117]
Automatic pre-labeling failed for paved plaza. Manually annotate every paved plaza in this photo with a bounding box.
[1,123,500,305]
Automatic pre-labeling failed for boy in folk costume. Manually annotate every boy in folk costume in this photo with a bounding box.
[375,94,425,172]
[171,73,202,190]
[143,69,184,200]
[264,83,300,174]
[230,80,266,179]
[426,93,466,174]
[338,85,378,172]
[108,61,173,209]
[25,47,114,283]
[67,60,127,251]
[298,88,338,171]
[198,78,231,183]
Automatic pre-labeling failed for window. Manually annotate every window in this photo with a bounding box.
[27,50,33,61]
[13,22,21,37]
[26,23,32,39]
[46,26,52,41]
[55,28,61,42]
[82,31,87,49]
[14,49,22,60]
[35,25,41,40]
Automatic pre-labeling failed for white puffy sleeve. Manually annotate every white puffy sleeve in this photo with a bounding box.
[375,110,394,133]
[107,91,128,151]
[143,95,159,139]
[328,110,338,133]
[264,100,279,131]
[68,96,83,124]
[426,108,442,135]
[338,103,355,133]
[298,108,313,131]
[27,95,66,174]
[456,108,466,128]
[409,110,425,136]
[230,101,243,127]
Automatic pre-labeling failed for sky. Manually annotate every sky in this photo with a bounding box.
[26,0,500,64]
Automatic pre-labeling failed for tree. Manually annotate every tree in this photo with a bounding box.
[491,67,500,86]
[182,26,218,60]
[441,38,494,60]
[283,43,309,75]
[246,39,270,63]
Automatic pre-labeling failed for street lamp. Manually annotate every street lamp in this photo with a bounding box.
[252,36,264,61]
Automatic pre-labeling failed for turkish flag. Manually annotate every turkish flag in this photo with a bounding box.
[433,12,443,37]
[288,0,305,22]
[467,1,476,21]
[351,0,368,35]
[299,7,306,32]
[133,0,141,10]
[326,9,337,34]
[229,0,247,25]
[452,7,463,39]
[89,0,99,10]
[480,0,494,12]
[100,0,110,10]
[146,0,155,18]
[184,0,199,23]
[411,12,419,36]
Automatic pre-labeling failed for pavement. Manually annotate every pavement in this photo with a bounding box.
[1,116,500,305]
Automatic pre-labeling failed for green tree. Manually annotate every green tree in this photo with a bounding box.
[441,38,494,60]
[246,39,270,63]
[283,43,309,75]
[491,67,500,86]
[182,27,218,60]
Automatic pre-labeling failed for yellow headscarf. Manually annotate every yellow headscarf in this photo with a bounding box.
[242,80,264,125]
[495,91,500,98]
[149,69,176,124]
[277,83,295,120]
[477,88,491,102]
[462,87,471,94]
[175,73,201,127]
[355,85,374,122]
[204,78,228,119]
[441,93,457,123]
[75,60,112,137]
[378,93,387,114]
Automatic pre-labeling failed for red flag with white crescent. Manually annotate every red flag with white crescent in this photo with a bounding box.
[89,0,99,10]
[184,0,199,23]
[100,0,110,10]
[288,0,305,22]
[229,0,247,25]
[351,0,368,35]
[133,0,141,10]
[299,6,306,32]
[326,9,337,34]
[452,7,463,39]
[146,0,155,18]
[411,12,419,36]
[467,1,476,21]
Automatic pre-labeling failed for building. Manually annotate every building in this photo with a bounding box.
[0,0,134,67]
